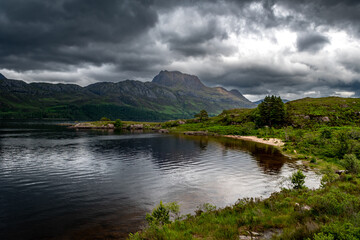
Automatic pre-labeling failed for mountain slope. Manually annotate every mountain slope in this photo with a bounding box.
[0,71,255,121]
[0,73,6,80]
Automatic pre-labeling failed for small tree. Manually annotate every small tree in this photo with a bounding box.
[114,119,122,129]
[291,170,306,189]
[195,109,209,122]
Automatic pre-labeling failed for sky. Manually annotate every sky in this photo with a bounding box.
[1,0,360,101]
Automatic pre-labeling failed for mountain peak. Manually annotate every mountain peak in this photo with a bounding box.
[229,89,250,102]
[152,70,206,90]
[0,73,7,80]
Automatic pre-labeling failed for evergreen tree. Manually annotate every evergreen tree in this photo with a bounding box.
[257,95,285,127]
[195,109,209,122]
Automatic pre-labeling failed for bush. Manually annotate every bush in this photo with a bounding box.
[320,166,339,187]
[195,203,216,216]
[145,201,180,226]
[341,154,360,174]
[321,128,332,139]
[310,232,334,240]
[321,222,360,239]
[162,120,179,128]
[310,188,358,216]
[100,117,111,121]
[291,170,306,189]
[114,119,122,128]
[146,201,170,225]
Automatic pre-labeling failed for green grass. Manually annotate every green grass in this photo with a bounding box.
[129,177,360,240]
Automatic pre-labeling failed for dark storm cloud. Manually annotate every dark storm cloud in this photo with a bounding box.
[297,32,329,53]
[0,0,158,70]
[201,65,308,95]
[1,0,360,100]
[161,18,232,57]
[278,0,360,34]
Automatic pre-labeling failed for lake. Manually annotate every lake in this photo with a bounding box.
[0,123,320,239]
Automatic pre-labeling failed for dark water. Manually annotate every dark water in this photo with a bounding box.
[0,123,320,239]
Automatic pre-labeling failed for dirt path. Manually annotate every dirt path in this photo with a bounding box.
[223,135,284,147]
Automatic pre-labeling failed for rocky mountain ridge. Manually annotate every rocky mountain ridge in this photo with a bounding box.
[0,70,255,120]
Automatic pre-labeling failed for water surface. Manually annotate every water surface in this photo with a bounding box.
[0,124,319,239]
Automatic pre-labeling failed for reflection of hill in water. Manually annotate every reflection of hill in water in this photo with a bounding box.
[87,132,289,175]
[87,133,205,168]
[149,135,206,168]
[178,135,289,174]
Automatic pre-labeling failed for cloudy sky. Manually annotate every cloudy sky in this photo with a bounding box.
[1,0,360,101]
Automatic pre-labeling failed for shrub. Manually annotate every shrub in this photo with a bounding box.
[320,166,339,187]
[145,201,180,225]
[341,154,360,174]
[321,222,360,239]
[310,232,334,240]
[321,128,332,139]
[195,203,216,216]
[310,188,358,216]
[100,117,111,121]
[146,201,170,225]
[291,170,306,189]
[162,120,179,128]
[114,119,122,128]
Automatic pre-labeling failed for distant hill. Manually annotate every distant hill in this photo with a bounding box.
[0,70,255,121]
[254,98,289,105]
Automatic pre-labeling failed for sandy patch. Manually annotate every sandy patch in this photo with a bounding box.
[224,135,284,147]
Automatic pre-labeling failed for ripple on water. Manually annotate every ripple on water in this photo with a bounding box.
[0,129,320,240]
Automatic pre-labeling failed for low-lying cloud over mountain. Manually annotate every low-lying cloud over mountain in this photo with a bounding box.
[1,0,360,101]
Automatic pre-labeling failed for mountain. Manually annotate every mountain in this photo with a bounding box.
[0,73,6,80]
[152,70,206,90]
[0,71,255,121]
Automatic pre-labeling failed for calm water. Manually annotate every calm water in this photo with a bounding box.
[0,123,320,239]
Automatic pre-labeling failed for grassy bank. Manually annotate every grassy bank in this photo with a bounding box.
[127,97,360,239]
[129,176,360,240]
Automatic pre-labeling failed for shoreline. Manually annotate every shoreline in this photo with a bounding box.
[223,135,285,147]
[68,123,286,148]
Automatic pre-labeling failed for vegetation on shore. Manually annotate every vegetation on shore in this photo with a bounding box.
[161,96,360,169]
[130,176,360,240]
[127,96,360,239]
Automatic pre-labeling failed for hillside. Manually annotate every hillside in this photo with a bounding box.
[0,71,255,121]
[211,97,360,128]
[286,97,360,127]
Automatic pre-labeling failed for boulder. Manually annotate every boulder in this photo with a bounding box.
[131,124,144,129]
[321,116,330,122]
